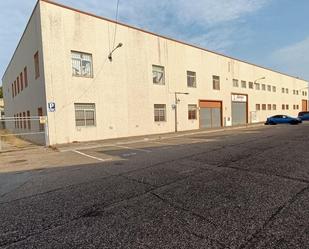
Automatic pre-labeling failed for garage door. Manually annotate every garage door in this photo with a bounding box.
[302,100,308,111]
[231,95,247,126]
[199,101,222,128]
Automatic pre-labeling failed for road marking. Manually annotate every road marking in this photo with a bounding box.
[114,145,152,153]
[72,150,112,162]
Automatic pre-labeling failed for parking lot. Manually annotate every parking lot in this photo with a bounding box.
[0,124,309,248]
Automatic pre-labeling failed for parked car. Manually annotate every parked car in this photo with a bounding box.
[298,111,309,121]
[265,115,302,125]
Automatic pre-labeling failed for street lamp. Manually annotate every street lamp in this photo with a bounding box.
[108,42,123,62]
[254,77,266,84]
[174,92,189,132]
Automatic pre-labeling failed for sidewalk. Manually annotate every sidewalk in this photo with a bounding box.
[57,122,265,152]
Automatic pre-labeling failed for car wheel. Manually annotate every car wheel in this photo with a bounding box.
[290,121,298,125]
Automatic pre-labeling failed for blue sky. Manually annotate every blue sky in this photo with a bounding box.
[1,0,309,83]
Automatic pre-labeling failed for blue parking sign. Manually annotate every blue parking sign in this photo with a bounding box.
[48,102,56,112]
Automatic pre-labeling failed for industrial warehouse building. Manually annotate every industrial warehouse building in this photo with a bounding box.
[2,0,308,146]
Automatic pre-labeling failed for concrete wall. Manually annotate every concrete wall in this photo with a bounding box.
[3,1,308,145]
[39,0,308,145]
[1,2,46,145]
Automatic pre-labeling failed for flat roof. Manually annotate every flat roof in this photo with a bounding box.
[2,0,308,83]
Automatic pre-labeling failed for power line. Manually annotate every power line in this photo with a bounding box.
[113,0,120,49]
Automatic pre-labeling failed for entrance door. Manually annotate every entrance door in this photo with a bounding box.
[302,100,308,111]
[199,101,222,128]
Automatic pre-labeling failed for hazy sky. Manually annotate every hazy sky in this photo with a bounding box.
[1,0,309,83]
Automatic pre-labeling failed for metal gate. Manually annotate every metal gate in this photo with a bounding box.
[199,101,222,128]
[0,116,47,151]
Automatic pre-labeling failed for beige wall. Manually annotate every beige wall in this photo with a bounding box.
[3,1,309,145]
[40,1,308,145]
[1,3,46,144]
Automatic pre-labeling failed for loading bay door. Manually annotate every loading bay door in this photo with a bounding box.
[199,100,222,129]
[232,94,248,126]
[302,100,308,111]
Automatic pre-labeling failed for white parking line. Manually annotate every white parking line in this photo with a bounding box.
[72,150,112,162]
[114,145,152,153]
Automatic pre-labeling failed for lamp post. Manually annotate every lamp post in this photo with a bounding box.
[108,42,123,62]
[174,92,189,132]
[254,76,266,84]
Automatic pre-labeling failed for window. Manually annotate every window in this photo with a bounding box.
[17,77,20,93]
[297,105,299,110]
[282,104,285,110]
[154,104,166,122]
[14,80,17,96]
[233,79,239,87]
[34,51,40,79]
[72,51,93,78]
[256,104,261,111]
[286,104,289,110]
[20,72,23,91]
[23,112,26,129]
[272,86,276,92]
[213,75,220,90]
[293,90,296,95]
[296,90,299,95]
[16,114,19,128]
[282,88,285,93]
[267,104,272,110]
[188,104,197,120]
[262,104,266,110]
[286,88,289,94]
[11,83,14,98]
[187,71,196,88]
[74,103,96,127]
[38,107,44,131]
[27,111,31,130]
[19,112,22,129]
[262,84,266,91]
[267,85,271,91]
[152,65,165,85]
[273,104,277,110]
[241,81,246,88]
[24,67,28,87]
[249,82,253,89]
[293,105,296,110]
[255,83,260,90]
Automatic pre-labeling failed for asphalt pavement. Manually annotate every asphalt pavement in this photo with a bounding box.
[0,124,308,248]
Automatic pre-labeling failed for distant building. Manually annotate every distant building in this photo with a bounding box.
[1,0,308,145]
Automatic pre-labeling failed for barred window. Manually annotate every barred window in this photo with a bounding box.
[267,85,271,91]
[262,84,266,91]
[282,104,285,110]
[256,104,260,111]
[74,103,96,127]
[267,104,272,110]
[282,88,285,93]
[255,83,260,90]
[272,86,276,92]
[187,71,196,88]
[213,75,220,90]
[233,79,239,87]
[249,82,253,89]
[286,104,289,110]
[188,104,197,120]
[154,104,166,122]
[262,104,266,110]
[72,51,93,77]
[273,104,277,110]
[286,88,289,94]
[152,65,165,85]
[241,81,246,88]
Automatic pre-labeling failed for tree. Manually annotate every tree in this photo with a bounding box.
[0,86,3,98]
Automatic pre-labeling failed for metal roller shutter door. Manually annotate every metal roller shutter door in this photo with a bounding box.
[232,102,247,125]
[199,101,222,128]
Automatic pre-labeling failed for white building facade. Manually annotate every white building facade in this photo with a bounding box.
[2,0,308,145]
